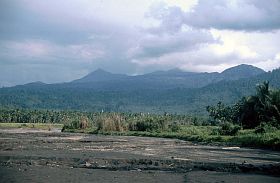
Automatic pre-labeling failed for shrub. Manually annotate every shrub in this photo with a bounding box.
[255,123,278,134]
[218,122,240,136]
[21,123,28,127]
[128,117,167,132]
[168,122,181,132]
[62,116,90,131]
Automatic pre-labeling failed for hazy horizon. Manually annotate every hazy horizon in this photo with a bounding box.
[1,0,280,86]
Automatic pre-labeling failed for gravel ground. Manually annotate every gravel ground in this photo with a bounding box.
[0,128,279,183]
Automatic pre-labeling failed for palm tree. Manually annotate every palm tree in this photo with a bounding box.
[268,89,280,124]
[238,81,280,128]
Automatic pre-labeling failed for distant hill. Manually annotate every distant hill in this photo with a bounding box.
[221,64,265,80]
[65,64,266,90]
[72,69,129,83]
[0,65,277,115]
[21,81,46,87]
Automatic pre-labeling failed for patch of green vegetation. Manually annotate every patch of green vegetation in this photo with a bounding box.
[62,123,280,150]
[0,123,63,130]
[207,81,280,129]
[231,131,280,149]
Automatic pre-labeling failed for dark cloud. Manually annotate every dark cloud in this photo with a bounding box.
[129,4,218,59]
[0,0,124,45]
[184,0,280,31]
[128,29,216,59]
[0,0,280,86]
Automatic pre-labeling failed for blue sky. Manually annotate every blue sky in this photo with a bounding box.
[1,0,280,86]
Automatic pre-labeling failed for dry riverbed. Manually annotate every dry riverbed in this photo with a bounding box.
[0,128,279,183]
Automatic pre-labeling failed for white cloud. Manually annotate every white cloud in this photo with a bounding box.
[209,30,259,59]
[254,52,280,71]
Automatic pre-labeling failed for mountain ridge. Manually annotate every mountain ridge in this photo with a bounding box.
[0,66,278,115]
[221,64,265,80]
[7,64,265,89]
[72,68,129,83]
[71,64,265,84]
[62,64,267,90]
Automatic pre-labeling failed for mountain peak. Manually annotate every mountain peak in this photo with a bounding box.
[72,69,128,83]
[87,68,113,77]
[222,64,265,73]
[93,68,109,74]
[167,68,183,72]
[221,64,265,80]
[23,81,46,86]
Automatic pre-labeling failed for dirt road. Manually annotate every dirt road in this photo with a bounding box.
[0,128,279,182]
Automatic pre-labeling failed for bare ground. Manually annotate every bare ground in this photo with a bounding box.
[0,128,279,183]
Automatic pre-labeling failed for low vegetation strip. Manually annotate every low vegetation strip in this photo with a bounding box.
[0,123,63,131]
[63,126,280,150]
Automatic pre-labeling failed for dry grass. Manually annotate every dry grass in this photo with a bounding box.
[96,114,126,132]
[79,117,90,129]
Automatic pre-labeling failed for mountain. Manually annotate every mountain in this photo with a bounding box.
[0,65,277,115]
[66,64,266,90]
[221,64,265,80]
[72,69,128,83]
[21,81,46,87]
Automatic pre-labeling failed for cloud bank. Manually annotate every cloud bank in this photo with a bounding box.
[0,0,280,86]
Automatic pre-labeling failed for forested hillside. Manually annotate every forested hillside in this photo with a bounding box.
[0,66,279,115]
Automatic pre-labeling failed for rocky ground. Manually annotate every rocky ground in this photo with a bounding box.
[0,128,279,183]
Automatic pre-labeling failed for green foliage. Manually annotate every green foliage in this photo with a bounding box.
[254,123,278,134]
[207,81,280,129]
[62,116,90,131]
[218,122,240,136]
[206,102,234,124]
[128,116,168,132]
[168,122,181,132]
[0,123,63,130]
[234,81,280,128]
[231,130,280,150]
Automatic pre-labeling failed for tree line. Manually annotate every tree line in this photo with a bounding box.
[0,108,206,127]
[207,81,280,129]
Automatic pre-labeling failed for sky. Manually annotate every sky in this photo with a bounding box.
[0,0,280,86]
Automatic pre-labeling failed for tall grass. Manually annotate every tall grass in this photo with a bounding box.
[96,113,127,132]
[50,112,280,150]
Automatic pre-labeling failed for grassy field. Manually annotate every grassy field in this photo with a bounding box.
[1,113,279,150]
[0,123,64,130]
[63,125,280,150]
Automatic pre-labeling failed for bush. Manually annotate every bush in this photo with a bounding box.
[255,123,278,134]
[62,116,90,131]
[168,122,181,132]
[218,122,240,136]
[128,117,167,132]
